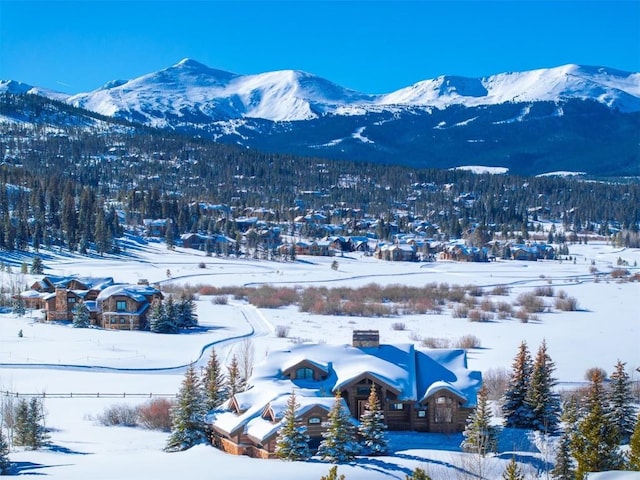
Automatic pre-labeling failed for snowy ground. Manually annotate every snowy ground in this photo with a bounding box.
[0,240,638,479]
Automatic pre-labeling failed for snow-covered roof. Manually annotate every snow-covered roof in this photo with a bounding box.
[95,284,160,302]
[208,342,481,440]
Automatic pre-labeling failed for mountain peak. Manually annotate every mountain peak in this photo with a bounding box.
[174,58,208,69]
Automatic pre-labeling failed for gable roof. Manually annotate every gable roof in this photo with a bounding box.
[95,284,160,303]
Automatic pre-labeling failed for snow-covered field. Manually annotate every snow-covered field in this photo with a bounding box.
[0,240,638,479]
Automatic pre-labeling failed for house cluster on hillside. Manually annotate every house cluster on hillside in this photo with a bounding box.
[208,330,482,459]
[19,276,162,330]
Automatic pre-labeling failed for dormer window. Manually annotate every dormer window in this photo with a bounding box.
[295,367,314,380]
[308,417,321,425]
[116,301,127,312]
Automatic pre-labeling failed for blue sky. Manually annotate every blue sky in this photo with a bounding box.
[1,1,639,94]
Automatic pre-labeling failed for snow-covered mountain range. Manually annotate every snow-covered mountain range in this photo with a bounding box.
[4,59,639,124]
[2,60,639,176]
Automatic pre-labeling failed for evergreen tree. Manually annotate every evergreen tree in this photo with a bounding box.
[608,360,636,443]
[202,348,226,411]
[26,397,48,449]
[502,457,525,480]
[13,397,48,450]
[551,397,578,480]
[226,355,244,397]
[72,300,91,328]
[275,391,311,461]
[12,296,25,317]
[0,427,10,475]
[176,291,197,329]
[405,467,431,480]
[149,298,177,334]
[571,370,624,479]
[525,340,561,434]
[317,391,360,463]
[502,341,533,428]
[628,413,640,471]
[165,364,207,452]
[358,384,388,456]
[30,255,43,275]
[319,466,346,480]
[461,385,499,480]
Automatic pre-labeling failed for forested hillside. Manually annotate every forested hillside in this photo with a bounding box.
[1,92,639,255]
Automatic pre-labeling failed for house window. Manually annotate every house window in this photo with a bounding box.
[110,318,116,324]
[308,417,321,425]
[116,301,127,312]
[435,396,453,423]
[417,410,427,418]
[356,386,371,396]
[119,317,126,324]
[68,297,76,303]
[295,367,314,380]
[390,403,404,411]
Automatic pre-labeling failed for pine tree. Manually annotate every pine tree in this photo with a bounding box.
[12,296,25,317]
[608,360,636,443]
[275,391,311,461]
[627,413,640,471]
[571,370,624,479]
[319,466,346,480]
[149,298,177,334]
[525,340,561,434]
[72,300,90,328]
[461,386,499,456]
[30,255,43,275]
[202,348,226,411]
[405,467,431,480]
[13,399,29,447]
[0,427,11,475]
[502,457,524,480]
[176,291,197,329]
[165,364,207,452]
[358,384,388,456]
[227,355,244,397]
[502,341,533,428]
[551,397,578,480]
[317,391,360,463]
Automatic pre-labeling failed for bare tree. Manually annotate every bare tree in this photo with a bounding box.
[237,338,255,386]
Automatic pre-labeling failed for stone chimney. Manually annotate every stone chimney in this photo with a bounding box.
[352,330,379,348]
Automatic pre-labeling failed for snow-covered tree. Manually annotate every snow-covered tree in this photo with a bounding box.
[275,391,311,461]
[502,341,533,428]
[149,297,177,334]
[571,369,624,479]
[502,457,524,480]
[525,340,561,434]
[202,348,226,411]
[0,427,11,475]
[461,386,499,480]
[176,291,197,329]
[608,360,636,443]
[72,300,90,328]
[358,384,388,456]
[165,364,207,452]
[318,391,360,463]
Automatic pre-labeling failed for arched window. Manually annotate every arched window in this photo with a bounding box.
[295,367,314,380]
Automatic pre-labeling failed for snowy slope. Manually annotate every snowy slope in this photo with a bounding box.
[67,58,376,124]
[30,60,640,124]
[378,64,640,111]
